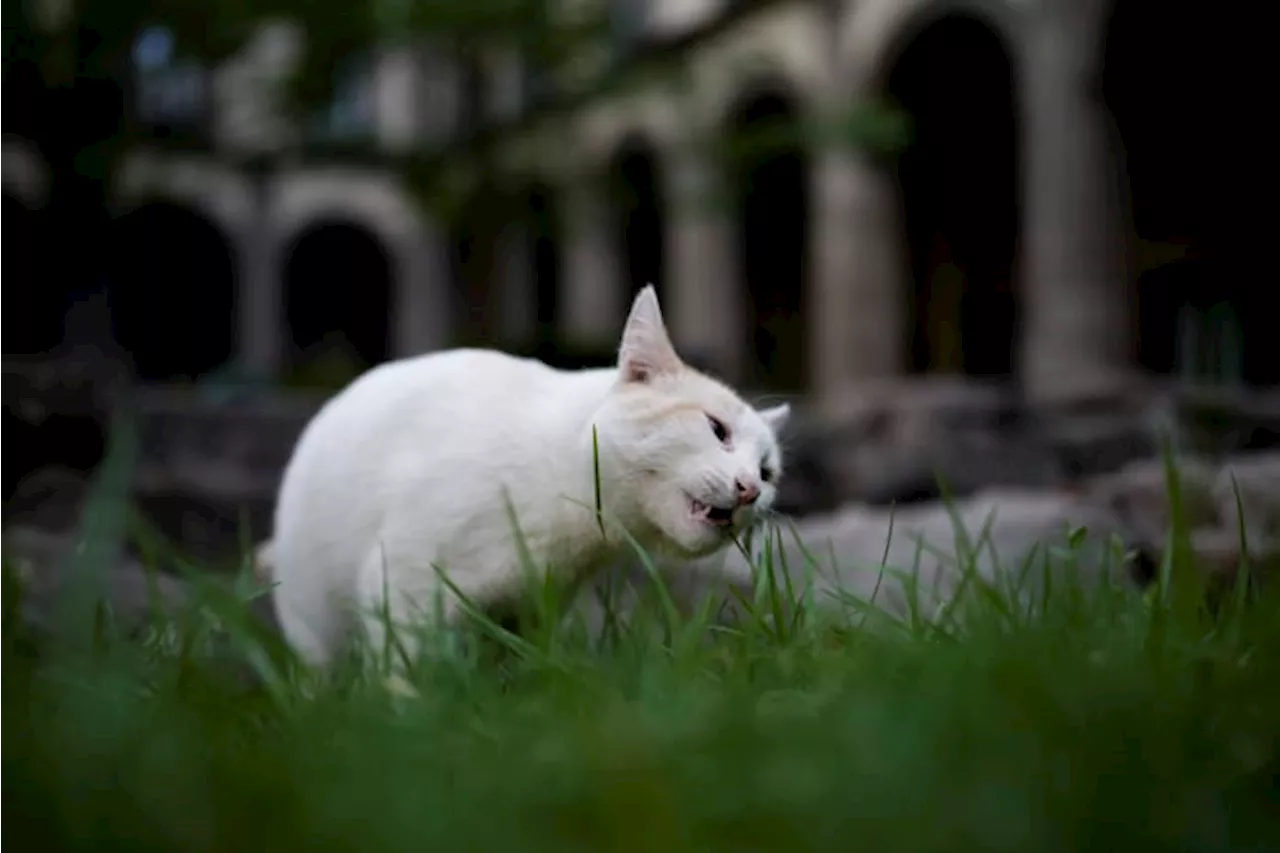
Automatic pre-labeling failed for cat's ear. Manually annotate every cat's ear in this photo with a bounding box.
[618,284,682,383]
[758,403,791,434]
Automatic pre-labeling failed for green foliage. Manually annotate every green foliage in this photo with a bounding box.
[5,421,1280,852]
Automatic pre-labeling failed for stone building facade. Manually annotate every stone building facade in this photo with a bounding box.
[3,0,1260,413]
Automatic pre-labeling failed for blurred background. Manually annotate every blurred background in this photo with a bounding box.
[3,0,1275,571]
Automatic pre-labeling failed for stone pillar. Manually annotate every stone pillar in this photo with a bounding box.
[393,218,453,357]
[663,141,741,380]
[238,204,282,378]
[374,46,422,154]
[1018,23,1133,402]
[560,177,623,351]
[809,146,906,406]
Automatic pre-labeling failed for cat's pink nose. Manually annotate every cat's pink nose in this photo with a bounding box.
[735,478,760,506]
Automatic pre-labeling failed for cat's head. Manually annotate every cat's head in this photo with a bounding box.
[591,285,790,558]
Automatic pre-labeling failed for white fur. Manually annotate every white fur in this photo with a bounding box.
[267,286,790,667]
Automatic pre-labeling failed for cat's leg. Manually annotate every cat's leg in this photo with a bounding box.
[354,544,492,677]
[354,548,427,673]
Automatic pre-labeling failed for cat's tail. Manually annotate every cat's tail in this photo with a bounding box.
[252,539,277,584]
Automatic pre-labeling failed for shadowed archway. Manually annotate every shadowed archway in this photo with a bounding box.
[527,184,563,354]
[106,201,238,380]
[608,135,666,307]
[884,13,1020,378]
[449,190,506,346]
[1103,0,1268,385]
[0,194,41,356]
[283,220,393,379]
[727,86,809,392]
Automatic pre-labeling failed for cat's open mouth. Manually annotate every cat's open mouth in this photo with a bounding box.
[690,497,735,527]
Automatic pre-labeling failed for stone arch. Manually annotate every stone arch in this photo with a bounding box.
[607,133,667,305]
[726,81,810,392]
[281,219,394,381]
[836,0,1022,92]
[111,152,256,248]
[1101,0,1268,384]
[879,10,1021,378]
[105,200,239,381]
[273,170,419,251]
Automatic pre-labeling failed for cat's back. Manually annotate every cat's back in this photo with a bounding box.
[335,347,568,415]
[277,346,619,521]
[287,347,600,472]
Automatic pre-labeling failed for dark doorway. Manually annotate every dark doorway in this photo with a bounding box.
[608,136,666,307]
[728,87,809,392]
[528,184,562,353]
[0,194,41,356]
[106,202,238,381]
[283,221,392,380]
[449,193,503,346]
[1102,0,1267,384]
[885,14,1019,378]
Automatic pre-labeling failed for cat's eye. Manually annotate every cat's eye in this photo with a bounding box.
[761,465,775,483]
[707,415,730,444]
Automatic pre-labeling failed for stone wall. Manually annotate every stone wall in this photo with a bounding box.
[7,376,1278,569]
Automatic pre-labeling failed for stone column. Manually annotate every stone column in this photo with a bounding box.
[393,218,453,357]
[374,46,422,154]
[809,146,906,406]
[1018,22,1133,402]
[663,140,741,381]
[560,177,624,351]
[238,201,282,378]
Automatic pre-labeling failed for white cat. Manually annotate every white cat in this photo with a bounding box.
[265,285,789,667]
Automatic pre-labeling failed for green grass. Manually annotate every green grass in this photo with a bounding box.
[4,423,1279,852]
